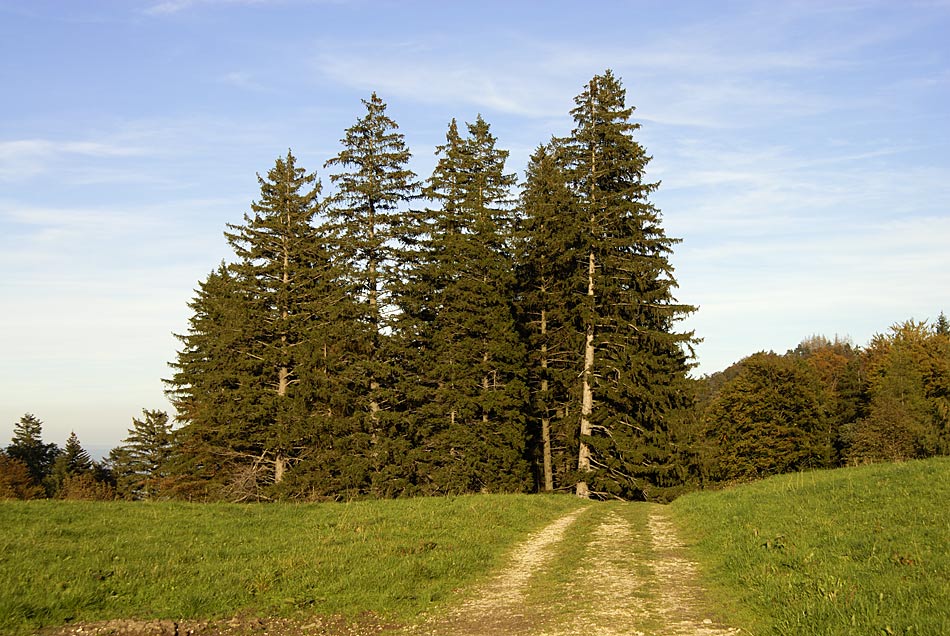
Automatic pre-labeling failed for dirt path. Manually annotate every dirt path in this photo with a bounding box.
[417,504,742,636]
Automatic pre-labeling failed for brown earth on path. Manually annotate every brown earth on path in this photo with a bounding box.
[37,613,395,636]
[413,503,741,636]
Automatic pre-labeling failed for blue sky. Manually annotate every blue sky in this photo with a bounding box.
[2,0,948,455]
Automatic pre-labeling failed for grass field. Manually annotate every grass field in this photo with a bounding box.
[0,494,585,635]
[670,457,950,635]
[4,459,948,636]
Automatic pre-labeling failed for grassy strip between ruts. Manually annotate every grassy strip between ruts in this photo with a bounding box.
[0,493,586,635]
[670,457,950,636]
[522,502,662,633]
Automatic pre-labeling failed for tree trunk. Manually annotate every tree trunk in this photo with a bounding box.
[576,251,596,498]
[275,232,291,485]
[540,308,554,492]
[367,200,380,430]
[482,349,490,425]
[577,78,598,499]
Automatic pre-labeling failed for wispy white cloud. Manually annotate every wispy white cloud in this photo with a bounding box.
[0,140,142,158]
[220,70,269,92]
[652,131,950,233]
[0,115,303,190]
[145,0,344,16]
[676,213,950,373]
[0,197,242,284]
[311,3,905,130]
[145,0,197,13]
[0,139,147,181]
[315,48,570,118]
[145,0,268,16]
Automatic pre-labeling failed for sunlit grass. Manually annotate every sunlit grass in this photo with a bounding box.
[0,494,584,635]
[671,457,950,635]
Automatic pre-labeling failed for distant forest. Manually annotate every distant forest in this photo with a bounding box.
[3,71,949,502]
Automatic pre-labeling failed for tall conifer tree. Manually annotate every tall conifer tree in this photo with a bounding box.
[518,141,586,491]
[109,410,174,500]
[565,71,697,499]
[323,93,420,496]
[167,152,341,497]
[6,413,59,490]
[409,116,530,494]
[165,264,252,497]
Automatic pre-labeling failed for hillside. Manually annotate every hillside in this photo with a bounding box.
[671,457,950,635]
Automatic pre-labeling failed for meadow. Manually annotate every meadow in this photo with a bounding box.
[0,494,583,635]
[2,458,948,635]
[671,457,950,635]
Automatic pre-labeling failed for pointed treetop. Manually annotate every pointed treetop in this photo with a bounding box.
[61,431,92,473]
[324,92,418,211]
[11,413,44,447]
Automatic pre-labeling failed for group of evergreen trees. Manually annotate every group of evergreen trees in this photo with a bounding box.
[4,318,947,502]
[0,414,107,499]
[162,70,698,501]
[5,71,943,504]
[0,411,173,500]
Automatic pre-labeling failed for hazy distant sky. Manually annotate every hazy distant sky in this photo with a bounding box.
[1,0,948,454]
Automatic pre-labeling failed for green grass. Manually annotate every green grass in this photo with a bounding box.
[0,494,585,635]
[670,457,950,635]
[7,462,947,636]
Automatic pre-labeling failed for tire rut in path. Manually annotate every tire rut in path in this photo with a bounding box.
[416,504,742,636]
[645,508,743,636]
[414,507,586,636]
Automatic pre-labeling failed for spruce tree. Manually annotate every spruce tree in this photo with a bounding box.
[110,409,174,500]
[323,93,420,496]
[936,311,950,337]
[518,141,586,491]
[165,264,254,497]
[564,71,697,499]
[390,119,467,493]
[59,432,92,473]
[167,151,342,497]
[224,150,327,485]
[49,431,93,496]
[409,116,530,494]
[6,413,59,490]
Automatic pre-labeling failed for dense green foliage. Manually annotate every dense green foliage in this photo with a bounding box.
[559,71,697,499]
[671,457,950,635]
[513,72,700,501]
[701,353,830,482]
[155,72,697,501]
[109,409,174,500]
[0,494,585,635]
[518,142,586,492]
[407,116,529,495]
[165,152,352,500]
[321,93,421,498]
[5,414,60,490]
[693,321,950,488]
